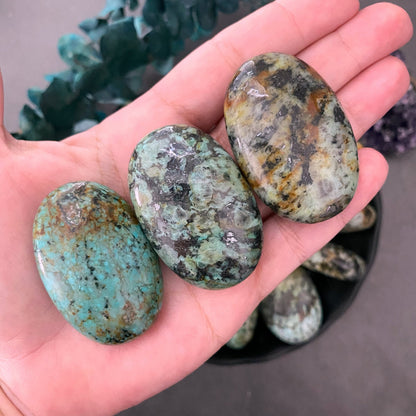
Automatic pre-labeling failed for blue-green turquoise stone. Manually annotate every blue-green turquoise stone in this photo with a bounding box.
[224,53,359,223]
[33,181,162,344]
[128,125,263,289]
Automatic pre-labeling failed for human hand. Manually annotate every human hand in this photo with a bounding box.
[0,0,412,414]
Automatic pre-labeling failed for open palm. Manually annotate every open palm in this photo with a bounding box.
[0,0,412,414]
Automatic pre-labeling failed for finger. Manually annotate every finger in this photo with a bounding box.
[148,0,360,131]
[93,0,359,171]
[91,1,409,183]
[96,0,359,139]
[338,55,410,139]
[209,54,410,160]
[298,2,413,92]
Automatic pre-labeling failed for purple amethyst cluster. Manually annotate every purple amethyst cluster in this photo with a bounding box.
[361,50,416,155]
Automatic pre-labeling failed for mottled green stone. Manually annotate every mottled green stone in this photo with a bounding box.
[33,182,162,344]
[260,268,322,345]
[224,52,359,223]
[341,204,377,233]
[302,242,366,281]
[128,125,263,289]
[227,308,258,350]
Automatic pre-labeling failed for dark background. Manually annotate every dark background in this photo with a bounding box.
[1,1,416,415]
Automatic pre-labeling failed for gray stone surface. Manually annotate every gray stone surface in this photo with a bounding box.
[128,125,262,289]
[224,52,358,223]
[1,1,416,415]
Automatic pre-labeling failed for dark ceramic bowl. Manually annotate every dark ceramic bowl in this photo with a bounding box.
[209,193,382,365]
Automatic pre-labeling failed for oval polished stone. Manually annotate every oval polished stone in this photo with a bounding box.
[226,309,258,350]
[260,267,322,345]
[33,182,163,344]
[224,52,359,223]
[302,242,366,281]
[128,125,263,289]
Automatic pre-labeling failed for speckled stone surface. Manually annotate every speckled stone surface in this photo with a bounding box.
[33,182,163,344]
[128,125,263,289]
[260,267,322,345]
[224,52,359,223]
[341,204,377,233]
[226,308,258,350]
[303,242,366,281]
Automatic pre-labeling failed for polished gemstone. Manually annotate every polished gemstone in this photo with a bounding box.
[33,181,162,344]
[341,204,377,233]
[303,242,366,281]
[224,52,359,223]
[128,125,263,289]
[260,267,322,345]
[226,308,258,350]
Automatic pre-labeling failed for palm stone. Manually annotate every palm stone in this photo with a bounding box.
[33,181,162,344]
[224,52,359,223]
[128,125,263,289]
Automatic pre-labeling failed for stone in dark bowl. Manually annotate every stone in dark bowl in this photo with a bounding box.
[209,193,382,365]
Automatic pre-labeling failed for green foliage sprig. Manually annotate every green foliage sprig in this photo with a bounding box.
[13,0,272,141]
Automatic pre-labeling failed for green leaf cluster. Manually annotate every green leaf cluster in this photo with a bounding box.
[13,0,272,141]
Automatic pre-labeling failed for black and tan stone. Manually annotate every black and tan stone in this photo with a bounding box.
[224,52,359,223]
[128,125,263,290]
